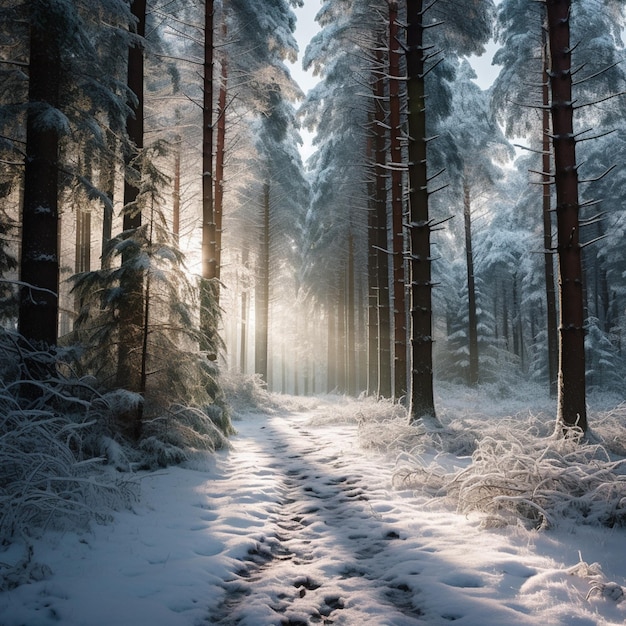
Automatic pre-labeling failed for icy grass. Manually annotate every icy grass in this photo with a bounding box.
[356,382,626,530]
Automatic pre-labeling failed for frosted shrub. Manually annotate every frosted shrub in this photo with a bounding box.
[220,370,285,416]
[0,332,136,546]
[139,404,231,468]
[393,406,626,529]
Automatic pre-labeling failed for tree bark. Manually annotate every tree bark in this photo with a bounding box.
[75,207,91,274]
[366,131,379,395]
[327,298,337,392]
[546,0,587,432]
[373,46,393,398]
[118,0,146,417]
[214,20,228,287]
[463,177,478,386]
[202,0,215,281]
[19,4,61,348]
[389,1,408,401]
[406,0,436,421]
[200,0,217,352]
[122,0,145,236]
[240,249,249,374]
[346,233,356,396]
[100,129,116,269]
[172,135,181,244]
[542,19,559,398]
[336,276,347,393]
[255,182,270,383]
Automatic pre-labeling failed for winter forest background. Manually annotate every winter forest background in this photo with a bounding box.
[2,0,626,603]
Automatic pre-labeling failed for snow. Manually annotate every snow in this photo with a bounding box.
[2,391,626,626]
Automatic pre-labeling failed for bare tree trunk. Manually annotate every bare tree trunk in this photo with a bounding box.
[374,46,393,398]
[406,0,436,421]
[346,234,356,396]
[214,20,228,287]
[327,297,337,392]
[546,0,587,432]
[542,19,558,397]
[19,5,61,348]
[117,0,146,424]
[200,0,217,351]
[240,249,249,374]
[255,182,270,383]
[463,176,478,386]
[389,1,408,401]
[172,135,181,244]
[122,0,145,236]
[100,129,115,268]
[336,278,347,394]
[356,273,368,394]
[366,132,379,395]
[75,153,92,276]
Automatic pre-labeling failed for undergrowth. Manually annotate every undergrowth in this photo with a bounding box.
[355,384,626,530]
[395,410,626,529]
[0,329,233,588]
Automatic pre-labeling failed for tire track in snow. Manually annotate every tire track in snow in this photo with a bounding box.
[207,411,425,625]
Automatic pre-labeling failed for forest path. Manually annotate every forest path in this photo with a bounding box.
[203,406,539,626]
[206,408,426,625]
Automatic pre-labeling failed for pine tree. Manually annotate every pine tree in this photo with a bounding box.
[546,0,586,432]
[405,0,495,422]
[71,156,228,442]
[19,0,62,349]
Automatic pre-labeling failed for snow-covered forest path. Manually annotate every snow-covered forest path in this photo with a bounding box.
[208,410,427,625]
[202,407,604,626]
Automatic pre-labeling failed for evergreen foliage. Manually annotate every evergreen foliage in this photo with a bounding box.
[70,148,232,445]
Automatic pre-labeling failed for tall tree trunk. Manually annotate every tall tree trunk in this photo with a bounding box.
[336,278,347,394]
[513,274,524,368]
[389,1,408,401]
[19,4,61,348]
[200,0,217,350]
[542,19,559,397]
[138,204,157,428]
[75,153,92,277]
[240,249,249,374]
[172,135,181,244]
[75,208,91,273]
[346,234,356,396]
[374,46,393,398]
[546,0,587,432]
[327,298,337,392]
[366,132,379,395]
[281,338,286,393]
[118,0,146,422]
[255,182,270,383]
[406,0,436,421]
[100,129,115,269]
[122,0,145,236]
[463,176,478,386]
[356,273,368,394]
[214,20,228,286]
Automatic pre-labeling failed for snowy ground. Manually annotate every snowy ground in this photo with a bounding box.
[2,394,626,626]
